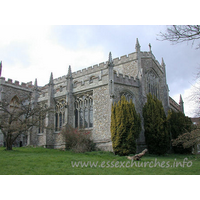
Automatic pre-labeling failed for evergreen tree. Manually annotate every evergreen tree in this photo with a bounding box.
[168,110,193,154]
[111,96,141,156]
[143,94,170,155]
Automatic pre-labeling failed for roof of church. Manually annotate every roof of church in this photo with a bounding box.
[169,96,181,112]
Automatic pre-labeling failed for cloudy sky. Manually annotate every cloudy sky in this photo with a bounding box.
[0,25,199,117]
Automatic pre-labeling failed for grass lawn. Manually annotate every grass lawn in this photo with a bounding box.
[0,146,199,175]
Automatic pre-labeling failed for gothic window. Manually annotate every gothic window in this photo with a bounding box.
[10,96,20,107]
[9,96,20,113]
[38,113,45,133]
[146,71,159,98]
[74,93,93,128]
[120,91,134,103]
[55,99,67,131]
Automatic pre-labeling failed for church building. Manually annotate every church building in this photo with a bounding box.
[0,39,184,151]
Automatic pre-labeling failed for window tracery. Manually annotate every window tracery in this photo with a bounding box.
[120,91,134,103]
[146,70,159,98]
[38,102,47,133]
[74,93,93,128]
[55,98,67,131]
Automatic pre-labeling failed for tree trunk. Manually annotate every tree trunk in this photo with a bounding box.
[6,138,13,150]
[127,149,148,160]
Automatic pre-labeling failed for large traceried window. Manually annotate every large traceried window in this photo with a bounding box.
[120,91,134,103]
[55,99,67,131]
[74,93,93,128]
[146,70,159,98]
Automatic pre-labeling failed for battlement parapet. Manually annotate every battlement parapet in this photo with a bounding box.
[72,62,107,78]
[73,72,108,91]
[113,52,137,65]
[141,51,164,73]
[114,73,139,87]
[53,75,67,84]
[51,52,138,82]
[0,77,33,90]
[141,51,153,58]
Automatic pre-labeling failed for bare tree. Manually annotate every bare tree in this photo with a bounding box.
[158,25,200,49]
[0,95,50,150]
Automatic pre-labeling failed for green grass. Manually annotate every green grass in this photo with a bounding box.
[0,147,199,175]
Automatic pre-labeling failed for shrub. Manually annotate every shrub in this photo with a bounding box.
[111,96,141,156]
[60,125,96,153]
[143,94,170,155]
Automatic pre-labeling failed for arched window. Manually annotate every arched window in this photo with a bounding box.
[55,99,66,131]
[10,96,20,107]
[38,103,47,133]
[74,93,93,128]
[120,91,135,103]
[10,96,20,111]
[146,70,159,98]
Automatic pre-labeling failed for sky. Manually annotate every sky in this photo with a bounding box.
[0,0,198,195]
[0,25,199,117]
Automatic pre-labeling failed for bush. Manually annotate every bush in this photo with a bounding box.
[143,94,170,155]
[60,125,96,153]
[111,96,141,156]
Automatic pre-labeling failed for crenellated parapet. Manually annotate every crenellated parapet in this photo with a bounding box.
[114,72,139,87]
[141,51,165,73]
[112,52,137,65]
[73,71,108,93]
[71,62,107,78]
[0,77,33,91]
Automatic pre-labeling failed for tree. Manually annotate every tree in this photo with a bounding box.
[172,124,200,154]
[168,110,193,153]
[143,94,170,155]
[158,25,200,49]
[111,96,141,156]
[0,95,50,150]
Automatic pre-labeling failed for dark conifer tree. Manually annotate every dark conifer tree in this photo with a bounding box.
[111,96,141,155]
[143,94,170,155]
[168,110,193,154]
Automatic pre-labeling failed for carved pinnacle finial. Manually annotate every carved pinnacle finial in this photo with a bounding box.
[179,94,184,113]
[0,61,2,77]
[34,78,38,88]
[67,65,72,77]
[135,38,141,52]
[149,43,152,52]
[108,52,113,66]
[49,72,53,85]
[179,94,184,104]
[161,57,165,67]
